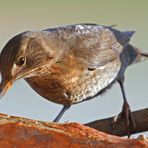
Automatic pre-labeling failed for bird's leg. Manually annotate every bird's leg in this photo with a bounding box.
[116,78,136,137]
[53,105,71,122]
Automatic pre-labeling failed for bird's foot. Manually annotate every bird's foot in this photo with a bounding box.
[113,102,136,138]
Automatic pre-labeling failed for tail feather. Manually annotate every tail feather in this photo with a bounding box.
[118,31,135,45]
[139,52,148,61]
[106,26,135,46]
[135,49,148,63]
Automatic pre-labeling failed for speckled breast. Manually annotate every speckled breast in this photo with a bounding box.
[25,58,121,105]
[66,58,121,103]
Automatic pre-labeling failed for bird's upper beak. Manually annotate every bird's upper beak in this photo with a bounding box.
[0,78,13,100]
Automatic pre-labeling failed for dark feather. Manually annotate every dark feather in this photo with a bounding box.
[106,26,135,46]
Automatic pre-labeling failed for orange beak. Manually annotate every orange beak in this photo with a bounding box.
[0,80,13,99]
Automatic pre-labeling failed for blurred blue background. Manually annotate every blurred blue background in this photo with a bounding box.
[0,0,147,137]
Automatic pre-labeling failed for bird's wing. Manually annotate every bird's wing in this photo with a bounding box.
[44,24,134,69]
[63,24,124,69]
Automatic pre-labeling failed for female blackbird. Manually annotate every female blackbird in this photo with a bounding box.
[0,24,147,137]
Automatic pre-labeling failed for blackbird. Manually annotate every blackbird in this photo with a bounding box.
[0,24,147,137]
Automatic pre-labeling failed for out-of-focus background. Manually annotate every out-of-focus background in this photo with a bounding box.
[0,0,147,137]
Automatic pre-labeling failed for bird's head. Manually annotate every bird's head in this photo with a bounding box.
[0,31,58,99]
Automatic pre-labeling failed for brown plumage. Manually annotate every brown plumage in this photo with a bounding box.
[0,24,148,137]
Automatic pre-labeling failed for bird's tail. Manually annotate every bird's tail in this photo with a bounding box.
[135,48,148,63]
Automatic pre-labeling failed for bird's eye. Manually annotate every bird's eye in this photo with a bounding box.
[16,56,26,66]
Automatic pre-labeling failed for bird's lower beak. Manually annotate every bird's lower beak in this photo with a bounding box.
[0,80,13,99]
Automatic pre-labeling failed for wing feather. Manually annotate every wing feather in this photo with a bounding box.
[43,24,134,70]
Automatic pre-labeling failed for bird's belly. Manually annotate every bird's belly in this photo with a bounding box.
[25,58,121,105]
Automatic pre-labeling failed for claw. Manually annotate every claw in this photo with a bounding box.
[114,102,136,138]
